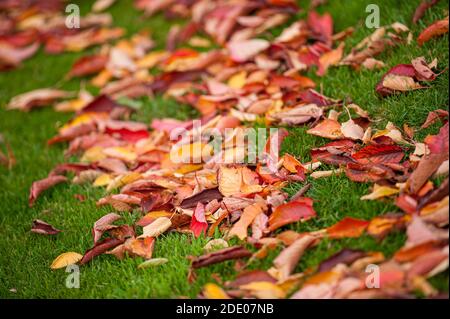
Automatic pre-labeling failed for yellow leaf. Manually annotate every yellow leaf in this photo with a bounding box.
[50,252,83,269]
[228,71,247,89]
[203,283,230,299]
[170,142,212,164]
[174,164,203,175]
[81,146,106,163]
[142,211,173,219]
[106,172,142,192]
[136,51,168,69]
[239,281,286,299]
[360,184,399,200]
[103,147,137,162]
[93,173,112,187]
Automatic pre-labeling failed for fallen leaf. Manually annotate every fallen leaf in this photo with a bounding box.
[138,257,168,269]
[326,217,369,239]
[139,217,172,238]
[31,219,61,235]
[228,201,266,240]
[50,252,83,269]
[417,16,449,46]
[360,184,399,200]
[190,202,208,237]
[273,235,316,279]
[29,175,68,207]
[268,198,316,231]
[190,246,251,269]
[202,283,230,299]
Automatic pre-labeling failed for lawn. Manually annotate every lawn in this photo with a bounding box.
[0,0,448,298]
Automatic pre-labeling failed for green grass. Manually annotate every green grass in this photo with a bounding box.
[0,0,448,298]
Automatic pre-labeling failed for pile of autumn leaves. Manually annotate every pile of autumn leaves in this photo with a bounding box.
[4,0,450,299]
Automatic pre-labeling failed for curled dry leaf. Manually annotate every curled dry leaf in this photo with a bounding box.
[50,252,83,270]
[31,219,61,235]
[138,257,168,269]
[190,202,208,237]
[80,237,124,264]
[93,212,122,243]
[273,234,316,279]
[7,89,74,111]
[413,0,440,24]
[190,246,252,269]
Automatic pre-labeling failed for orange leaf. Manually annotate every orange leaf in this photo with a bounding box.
[326,217,369,239]
[228,202,266,240]
[417,16,449,46]
[268,198,316,232]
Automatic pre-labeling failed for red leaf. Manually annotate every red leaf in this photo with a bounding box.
[80,237,124,265]
[31,219,61,235]
[29,175,68,207]
[307,11,333,45]
[105,127,149,143]
[413,0,440,24]
[67,54,108,78]
[268,198,316,231]
[298,89,337,106]
[190,202,208,237]
[351,144,404,164]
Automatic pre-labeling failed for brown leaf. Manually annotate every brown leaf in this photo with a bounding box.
[190,246,251,269]
[318,249,366,272]
[80,237,124,265]
[180,187,223,209]
[31,219,61,235]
